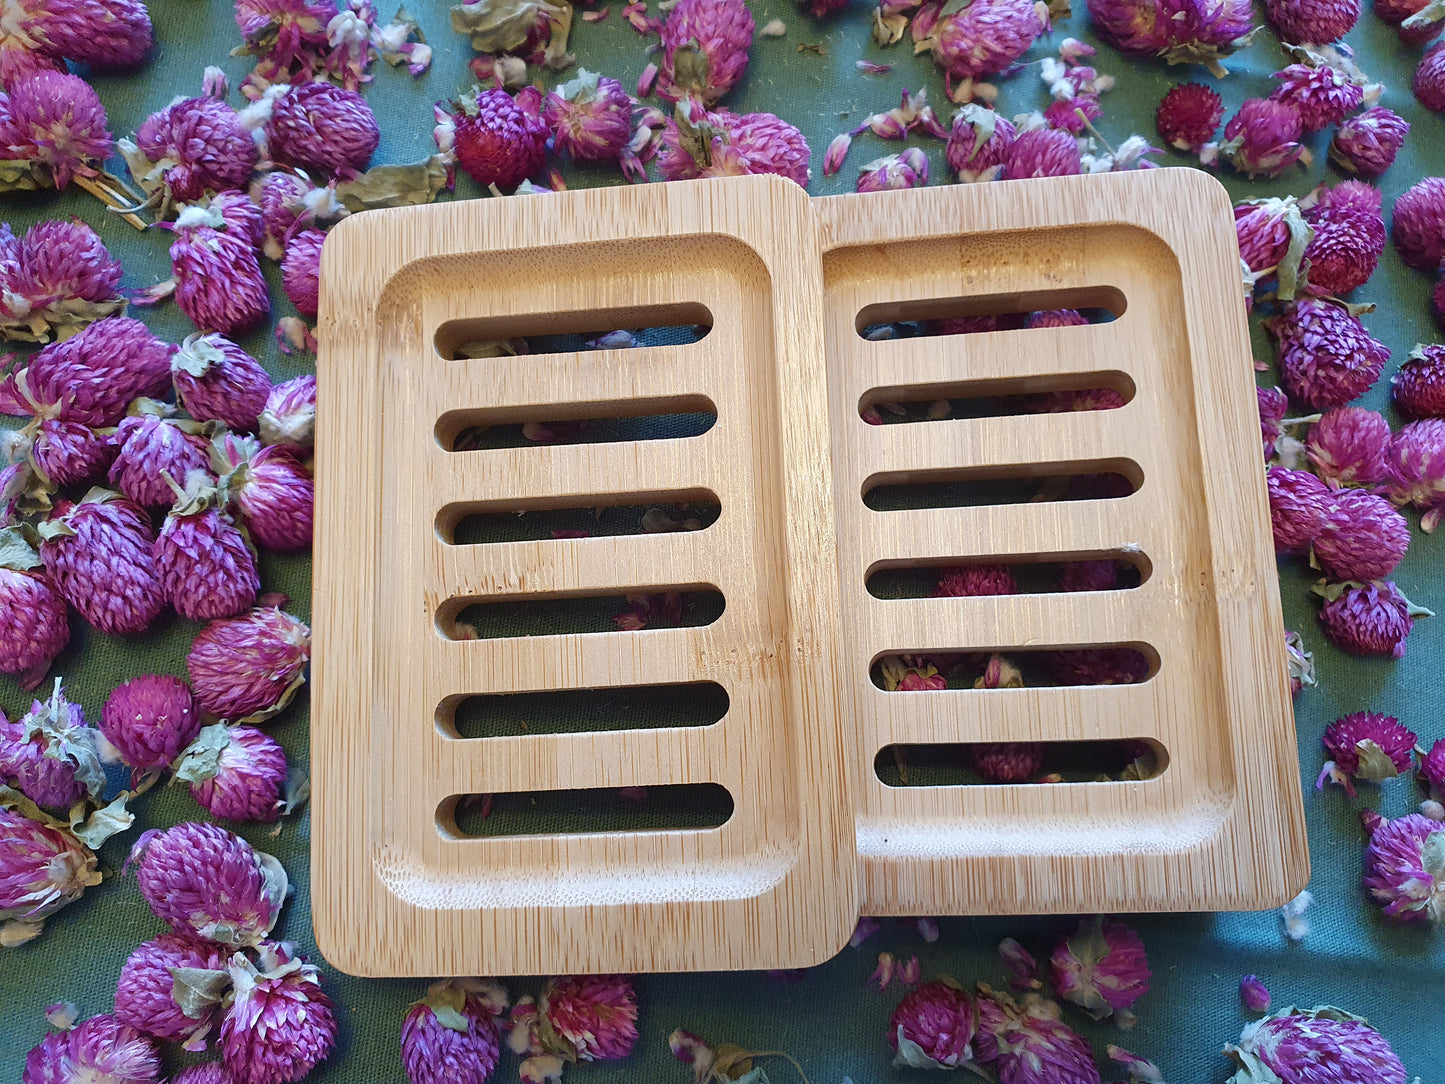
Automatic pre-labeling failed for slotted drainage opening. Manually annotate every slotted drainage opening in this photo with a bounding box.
[862,460,1142,511]
[436,395,717,451]
[870,644,1159,690]
[865,554,1151,598]
[435,301,713,359]
[437,492,721,545]
[858,372,1135,424]
[855,286,1125,340]
[439,682,731,739]
[438,783,734,837]
[874,739,1169,786]
[437,586,725,640]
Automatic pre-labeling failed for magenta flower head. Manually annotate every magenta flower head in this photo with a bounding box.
[178,724,288,822]
[1392,344,1445,418]
[1318,711,1416,793]
[922,0,1043,84]
[1205,98,1305,179]
[262,81,379,178]
[21,417,116,489]
[1240,975,1271,1012]
[946,105,1016,182]
[935,564,1017,597]
[110,408,215,510]
[974,987,1100,1083]
[38,489,165,636]
[1304,406,1389,487]
[1004,126,1082,179]
[0,526,69,689]
[1419,738,1445,797]
[1385,419,1445,530]
[1266,467,1330,554]
[1060,559,1121,591]
[1391,176,1445,271]
[1258,385,1289,460]
[538,974,639,1061]
[1264,0,1360,42]
[1302,181,1385,296]
[655,0,754,105]
[0,71,112,190]
[1416,43,1445,113]
[8,315,175,428]
[545,70,634,163]
[888,980,976,1069]
[400,978,509,1084]
[1048,916,1150,1022]
[1268,298,1390,411]
[172,333,272,432]
[1027,309,1092,331]
[857,148,930,193]
[659,98,811,187]
[968,742,1044,782]
[1234,197,1310,290]
[221,941,338,1084]
[212,434,314,553]
[1313,488,1409,581]
[1362,811,1444,924]
[13,218,124,319]
[1047,647,1150,685]
[172,1066,228,1084]
[169,206,271,338]
[22,1013,160,1084]
[259,375,317,448]
[114,932,231,1050]
[187,605,311,721]
[281,228,322,319]
[1087,0,1168,56]
[21,0,154,71]
[100,674,201,773]
[0,679,103,810]
[1317,580,1429,658]
[1226,1005,1407,1083]
[155,471,260,622]
[130,96,258,204]
[1271,63,1361,132]
[447,85,549,191]
[252,170,345,260]
[1330,107,1409,177]
[0,804,100,946]
[1156,82,1223,151]
[128,820,287,946]
[1090,0,1254,74]
[234,0,336,80]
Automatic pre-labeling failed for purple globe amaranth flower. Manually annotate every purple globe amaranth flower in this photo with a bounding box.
[251,170,345,260]
[234,0,336,82]
[1204,98,1306,179]
[1049,916,1150,1021]
[13,218,124,316]
[545,69,634,162]
[1156,82,1223,152]
[221,941,338,1084]
[1392,344,1445,418]
[212,433,314,552]
[659,97,811,187]
[0,805,100,946]
[1316,579,1429,658]
[1318,711,1416,793]
[1267,467,1330,553]
[100,674,201,773]
[1061,559,1120,592]
[888,980,976,1069]
[17,0,154,72]
[655,0,753,105]
[968,742,1044,782]
[128,820,287,946]
[857,148,929,192]
[129,96,258,204]
[114,932,231,1050]
[922,0,1043,85]
[935,564,1017,597]
[400,978,509,1084]
[1330,107,1408,177]
[259,375,317,448]
[447,85,549,191]
[5,315,175,428]
[280,228,322,319]
[155,473,260,622]
[974,987,1100,1083]
[1362,810,1445,924]
[1234,197,1311,295]
[260,80,379,178]
[173,1066,228,1084]
[1258,385,1289,460]
[1391,177,1445,271]
[0,70,113,190]
[1268,298,1390,411]
[169,205,271,337]
[1004,126,1082,179]
[1048,648,1150,686]
[1416,43,1445,112]
[946,105,1016,182]
[22,1013,160,1084]
[1226,1005,1407,1083]
[1302,182,1385,296]
[1304,406,1389,487]
[0,679,103,809]
[1419,738,1445,797]
[38,489,165,636]
[187,606,311,722]
[535,975,639,1061]
[179,723,288,822]
[1270,64,1361,132]
[0,526,69,689]
[172,333,272,432]
[109,408,216,510]
[1087,0,1168,55]
[1384,419,1445,530]
[23,417,116,488]
[1026,309,1092,331]
[1090,0,1255,74]
[1264,0,1361,41]
[1313,488,1409,581]
[1240,975,1272,1012]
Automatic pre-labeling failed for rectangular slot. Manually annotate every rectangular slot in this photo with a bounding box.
[865,555,1150,599]
[855,286,1125,340]
[435,301,713,359]
[862,460,1142,511]
[871,645,1158,690]
[860,373,1134,424]
[438,783,734,837]
[874,739,1169,787]
[438,586,725,640]
[436,395,717,451]
[439,682,731,739]
[437,493,721,545]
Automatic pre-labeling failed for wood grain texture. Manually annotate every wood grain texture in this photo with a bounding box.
[312,175,858,977]
[815,168,1309,917]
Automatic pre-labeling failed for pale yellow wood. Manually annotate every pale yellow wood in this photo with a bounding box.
[815,168,1308,917]
[312,175,858,977]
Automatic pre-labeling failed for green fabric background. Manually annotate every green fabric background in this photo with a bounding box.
[2,0,1444,1080]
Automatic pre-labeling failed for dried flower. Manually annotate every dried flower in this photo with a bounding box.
[857,148,929,192]
[280,228,322,319]
[998,938,1042,990]
[1264,0,1361,42]
[1384,419,1445,530]
[446,86,548,191]
[172,1064,229,1084]
[22,1013,160,1084]
[974,987,1100,1083]
[968,742,1044,782]
[126,96,259,206]
[1330,107,1408,176]
[935,564,1017,597]
[659,97,811,186]
[1362,811,1444,923]
[0,803,100,946]
[1318,711,1416,793]
[1004,127,1082,178]
[38,489,164,636]
[168,205,271,337]
[538,974,638,1061]
[0,71,113,190]
[1239,975,1271,1012]
[99,674,200,778]
[400,978,509,1084]
[187,606,311,722]
[545,70,633,163]
[1302,181,1384,296]
[1391,176,1445,272]
[1268,298,1389,411]
[114,933,231,1050]
[221,941,337,1084]
[3,219,125,343]
[1049,916,1150,1021]
[1027,309,1092,330]
[1313,489,1409,581]
[1088,0,1255,75]
[129,821,287,946]
[212,434,314,552]
[110,409,215,510]
[19,417,115,489]
[1047,648,1150,686]
[1155,82,1223,151]
[172,333,272,432]
[1235,197,1312,301]
[1304,406,1389,487]
[655,0,754,105]
[1392,344,1445,418]
[946,105,1016,182]
[920,0,1043,86]
[178,724,288,822]
[1270,64,1361,133]
[260,81,379,178]
[155,472,260,622]
[1202,98,1306,179]
[252,170,345,260]
[1316,580,1430,658]
[1417,43,1445,112]
[0,526,69,689]
[1266,467,1330,553]
[259,375,317,447]
[1419,738,1445,798]
[1258,385,1289,460]
[888,980,976,1069]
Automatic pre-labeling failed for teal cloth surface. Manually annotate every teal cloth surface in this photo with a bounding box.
[2,1,1445,1081]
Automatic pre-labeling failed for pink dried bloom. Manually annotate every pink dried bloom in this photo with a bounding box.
[400,978,508,1084]
[1361,812,1444,923]
[1049,916,1150,1021]
[968,742,1044,782]
[1420,738,1445,796]
[999,938,1042,990]
[1087,0,1167,55]
[1313,488,1409,581]
[1385,419,1445,530]
[100,674,200,773]
[259,375,317,447]
[6,315,175,428]
[1317,580,1428,658]
[172,1066,227,1084]
[114,933,231,1049]
[221,941,337,1084]
[172,333,272,432]
[19,416,113,488]
[0,806,100,946]
[251,171,344,261]
[545,70,633,162]
[1318,711,1416,794]
[180,724,288,822]
[1004,127,1082,179]
[922,0,1043,83]
[1417,43,1445,112]
[1205,98,1306,179]
[1089,0,1254,73]
[1155,82,1223,151]
[1240,975,1271,1012]
[1304,407,1389,487]
[234,0,337,81]
[974,987,1100,1083]
[1391,177,1445,271]
[155,474,260,622]
[1234,197,1310,287]
[281,228,322,319]
[1266,467,1330,553]
[1047,647,1150,686]
[169,206,271,337]
[1268,298,1389,411]
[211,434,313,552]
[132,96,258,204]
[22,1014,160,1084]
[538,975,638,1061]
[945,105,1016,182]
[1027,309,1091,329]
[22,0,153,71]
[1330,107,1408,176]
[888,980,976,1069]
[205,189,265,252]
[448,86,548,190]
[1392,344,1445,418]
[263,81,378,177]
[659,98,811,187]
[1264,0,1360,41]
[1258,385,1289,460]
[0,527,69,689]
[1044,96,1104,136]
[187,606,311,721]
[14,218,123,315]
[1286,630,1316,694]
[1270,64,1362,131]
[0,681,102,809]
[129,821,287,946]
[857,148,929,192]
[1061,559,1120,592]
[1025,386,1126,411]
[1302,183,1385,296]
[0,71,113,189]
[935,564,1017,597]
[39,490,164,635]
[110,411,215,510]
[655,0,754,105]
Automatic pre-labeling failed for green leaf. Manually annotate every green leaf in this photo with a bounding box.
[171,723,233,786]
[892,1027,950,1069]
[68,793,134,850]
[335,156,449,212]
[0,525,41,571]
[424,981,472,1033]
[1352,739,1401,783]
[1422,830,1445,879]
[170,966,231,1019]
[449,0,566,53]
